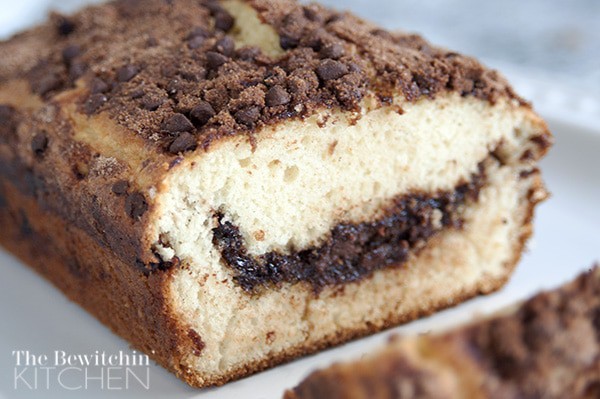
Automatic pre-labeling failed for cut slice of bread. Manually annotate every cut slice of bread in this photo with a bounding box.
[0,0,551,387]
[285,267,600,399]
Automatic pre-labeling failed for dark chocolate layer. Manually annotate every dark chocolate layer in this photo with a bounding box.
[212,165,484,293]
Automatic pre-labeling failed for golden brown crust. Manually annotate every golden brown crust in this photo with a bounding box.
[0,175,183,377]
[0,77,174,268]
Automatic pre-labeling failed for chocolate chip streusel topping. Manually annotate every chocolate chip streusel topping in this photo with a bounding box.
[459,266,600,398]
[0,0,521,154]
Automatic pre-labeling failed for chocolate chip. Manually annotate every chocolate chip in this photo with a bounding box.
[31,132,48,156]
[125,192,148,219]
[84,93,107,114]
[185,27,209,49]
[186,27,209,40]
[57,17,75,36]
[116,64,139,82]
[280,34,299,50]
[111,180,129,195]
[215,36,235,56]
[129,89,145,99]
[180,70,202,82]
[190,101,215,126]
[234,106,261,127]
[316,59,349,81]
[265,85,291,107]
[326,14,345,24]
[205,2,223,14]
[166,79,182,95]
[0,104,17,138]
[236,46,260,61]
[0,105,13,123]
[303,7,321,22]
[146,37,158,47]
[319,43,344,60]
[141,97,163,111]
[161,113,194,133]
[32,74,62,96]
[90,78,109,94]
[69,62,87,80]
[168,132,197,154]
[348,62,361,73]
[303,28,328,51]
[214,11,234,31]
[206,51,228,70]
[370,28,393,41]
[188,36,206,50]
[62,45,81,64]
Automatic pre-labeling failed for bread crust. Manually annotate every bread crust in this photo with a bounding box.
[0,174,182,375]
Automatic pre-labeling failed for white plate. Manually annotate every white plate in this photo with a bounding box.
[1,73,599,399]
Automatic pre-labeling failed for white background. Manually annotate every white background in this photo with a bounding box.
[1,1,599,398]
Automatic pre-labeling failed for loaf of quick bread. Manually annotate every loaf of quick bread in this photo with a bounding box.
[0,0,551,387]
[285,267,600,399]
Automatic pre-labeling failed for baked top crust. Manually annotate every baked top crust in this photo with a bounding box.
[0,0,522,154]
